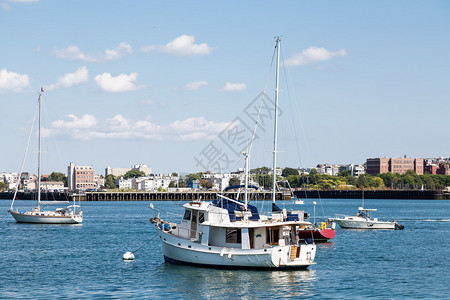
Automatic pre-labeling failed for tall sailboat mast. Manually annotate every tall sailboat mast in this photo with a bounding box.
[271,37,281,204]
[37,91,42,209]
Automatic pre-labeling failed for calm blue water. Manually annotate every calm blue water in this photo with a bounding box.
[1,199,449,299]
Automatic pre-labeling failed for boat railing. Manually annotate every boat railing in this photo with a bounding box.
[170,225,199,241]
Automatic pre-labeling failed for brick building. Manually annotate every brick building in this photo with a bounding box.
[437,164,450,175]
[68,162,95,191]
[366,158,390,175]
[366,156,424,176]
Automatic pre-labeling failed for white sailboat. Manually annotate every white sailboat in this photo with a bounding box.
[150,38,316,269]
[8,90,83,224]
[330,190,403,230]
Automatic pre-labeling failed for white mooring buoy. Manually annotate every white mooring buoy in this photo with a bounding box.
[122,251,135,260]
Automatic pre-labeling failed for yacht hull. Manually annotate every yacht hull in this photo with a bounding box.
[158,230,316,269]
[9,210,82,224]
[333,219,396,229]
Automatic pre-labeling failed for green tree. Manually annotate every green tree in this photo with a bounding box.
[200,179,213,189]
[47,172,68,186]
[356,174,372,189]
[229,177,240,186]
[123,169,145,179]
[168,181,177,188]
[338,170,351,177]
[309,169,318,175]
[187,173,202,181]
[0,182,7,191]
[372,177,385,188]
[48,172,65,182]
[105,174,117,189]
[282,167,299,177]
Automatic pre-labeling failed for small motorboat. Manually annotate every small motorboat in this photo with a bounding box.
[293,198,305,205]
[330,207,404,230]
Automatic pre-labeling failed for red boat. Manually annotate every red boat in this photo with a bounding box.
[297,221,336,242]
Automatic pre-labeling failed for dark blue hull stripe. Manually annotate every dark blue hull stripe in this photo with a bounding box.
[163,256,310,270]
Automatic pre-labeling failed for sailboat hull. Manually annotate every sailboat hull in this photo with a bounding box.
[9,210,82,224]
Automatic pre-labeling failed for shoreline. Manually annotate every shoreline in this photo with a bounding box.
[1,189,449,201]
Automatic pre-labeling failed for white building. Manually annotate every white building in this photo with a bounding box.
[0,172,19,190]
[340,164,366,177]
[117,174,176,191]
[316,164,340,176]
[105,163,152,177]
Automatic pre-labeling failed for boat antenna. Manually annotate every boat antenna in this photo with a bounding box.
[271,36,281,205]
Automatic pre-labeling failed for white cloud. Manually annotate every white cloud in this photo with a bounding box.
[221,82,247,92]
[284,47,347,67]
[52,114,97,129]
[94,72,144,92]
[48,114,231,141]
[46,66,89,90]
[0,69,30,92]
[141,35,213,56]
[53,42,132,62]
[184,81,208,91]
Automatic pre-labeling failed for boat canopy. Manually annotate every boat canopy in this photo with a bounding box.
[358,207,377,211]
[223,184,259,191]
[212,198,260,221]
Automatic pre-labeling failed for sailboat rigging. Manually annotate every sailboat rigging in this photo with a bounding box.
[9,90,83,224]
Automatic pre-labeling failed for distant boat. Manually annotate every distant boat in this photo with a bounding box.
[330,207,404,230]
[8,90,83,224]
[277,180,304,204]
[150,37,317,269]
[293,198,305,205]
[330,190,403,230]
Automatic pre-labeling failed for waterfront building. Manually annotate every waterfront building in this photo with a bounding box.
[424,164,438,175]
[316,164,340,176]
[0,172,19,190]
[437,164,450,175]
[105,163,152,178]
[40,181,65,192]
[117,174,176,191]
[68,162,95,191]
[94,174,105,189]
[339,164,365,177]
[366,156,424,176]
[366,157,390,176]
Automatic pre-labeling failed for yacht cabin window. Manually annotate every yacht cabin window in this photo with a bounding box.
[198,212,205,223]
[226,228,242,244]
[183,209,191,221]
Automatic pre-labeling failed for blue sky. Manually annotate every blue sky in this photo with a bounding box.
[1,0,449,176]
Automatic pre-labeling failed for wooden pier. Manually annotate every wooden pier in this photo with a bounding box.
[1,189,448,201]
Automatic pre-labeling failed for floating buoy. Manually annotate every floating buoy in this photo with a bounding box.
[122,251,135,260]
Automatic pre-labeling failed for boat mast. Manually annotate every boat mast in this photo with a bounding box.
[37,91,42,209]
[271,37,281,204]
[243,151,249,208]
